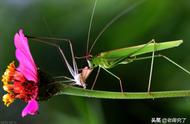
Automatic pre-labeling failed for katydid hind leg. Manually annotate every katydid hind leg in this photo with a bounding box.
[132,54,190,76]
[130,53,190,92]
[147,39,156,93]
[158,54,190,75]
[109,39,156,68]
[90,39,156,92]
[146,53,190,93]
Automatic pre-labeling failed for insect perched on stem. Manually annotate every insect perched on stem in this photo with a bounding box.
[28,0,190,93]
[81,0,190,93]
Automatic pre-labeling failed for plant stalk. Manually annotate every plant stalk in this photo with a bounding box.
[55,84,190,99]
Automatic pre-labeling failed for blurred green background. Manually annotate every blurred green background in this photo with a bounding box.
[1,0,190,123]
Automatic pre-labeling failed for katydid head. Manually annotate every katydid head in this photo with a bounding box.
[87,56,98,69]
[87,56,111,69]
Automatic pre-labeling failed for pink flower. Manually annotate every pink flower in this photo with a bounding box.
[22,99,39,117]
[2,29,39,117]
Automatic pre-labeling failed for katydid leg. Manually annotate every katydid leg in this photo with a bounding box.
[128,54,190,91]
[147,39,156,93]
[91,67,101,90]
[131,54,190,75]
[102,68,124,92]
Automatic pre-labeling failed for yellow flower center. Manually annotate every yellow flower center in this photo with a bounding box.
[2,62,16,106]
[3,84,13,93]
[2,61,16,85]
[3,94,15,107]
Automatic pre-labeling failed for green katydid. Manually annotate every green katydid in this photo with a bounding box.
[86,40,188,92]
[81,0,190,93]
[28,36,187,93]
[27,0,190,93]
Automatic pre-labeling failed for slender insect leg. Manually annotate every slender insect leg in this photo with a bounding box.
[64,39,79,74]
[30,37,79,74]
[130,54,190,92]
[123,39,156,93]
[132,54,190,75]
[29,36,79,74]
[35,37,79,74]
[29,37,90,88]
[102,68,124,92]
[102,39,155,93]
[147,39,156,93]
[158,54,190,75]
[91,67,101,90]
[53,39,90,88]
[28,37,75,77]
[94,38,156,92]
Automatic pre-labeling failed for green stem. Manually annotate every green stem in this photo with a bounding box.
[56,84,190,99]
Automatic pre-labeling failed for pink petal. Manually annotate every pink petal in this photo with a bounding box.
[16,49,38,82]
[14,29,35,67]
[22,99,39,117]
[14,29,38,83]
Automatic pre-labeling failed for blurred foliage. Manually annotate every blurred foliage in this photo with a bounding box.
[1,0,190,123]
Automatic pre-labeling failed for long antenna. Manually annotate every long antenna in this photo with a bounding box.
[86,0,98,54]
[89,0,146,53]
[42,16,53,37]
